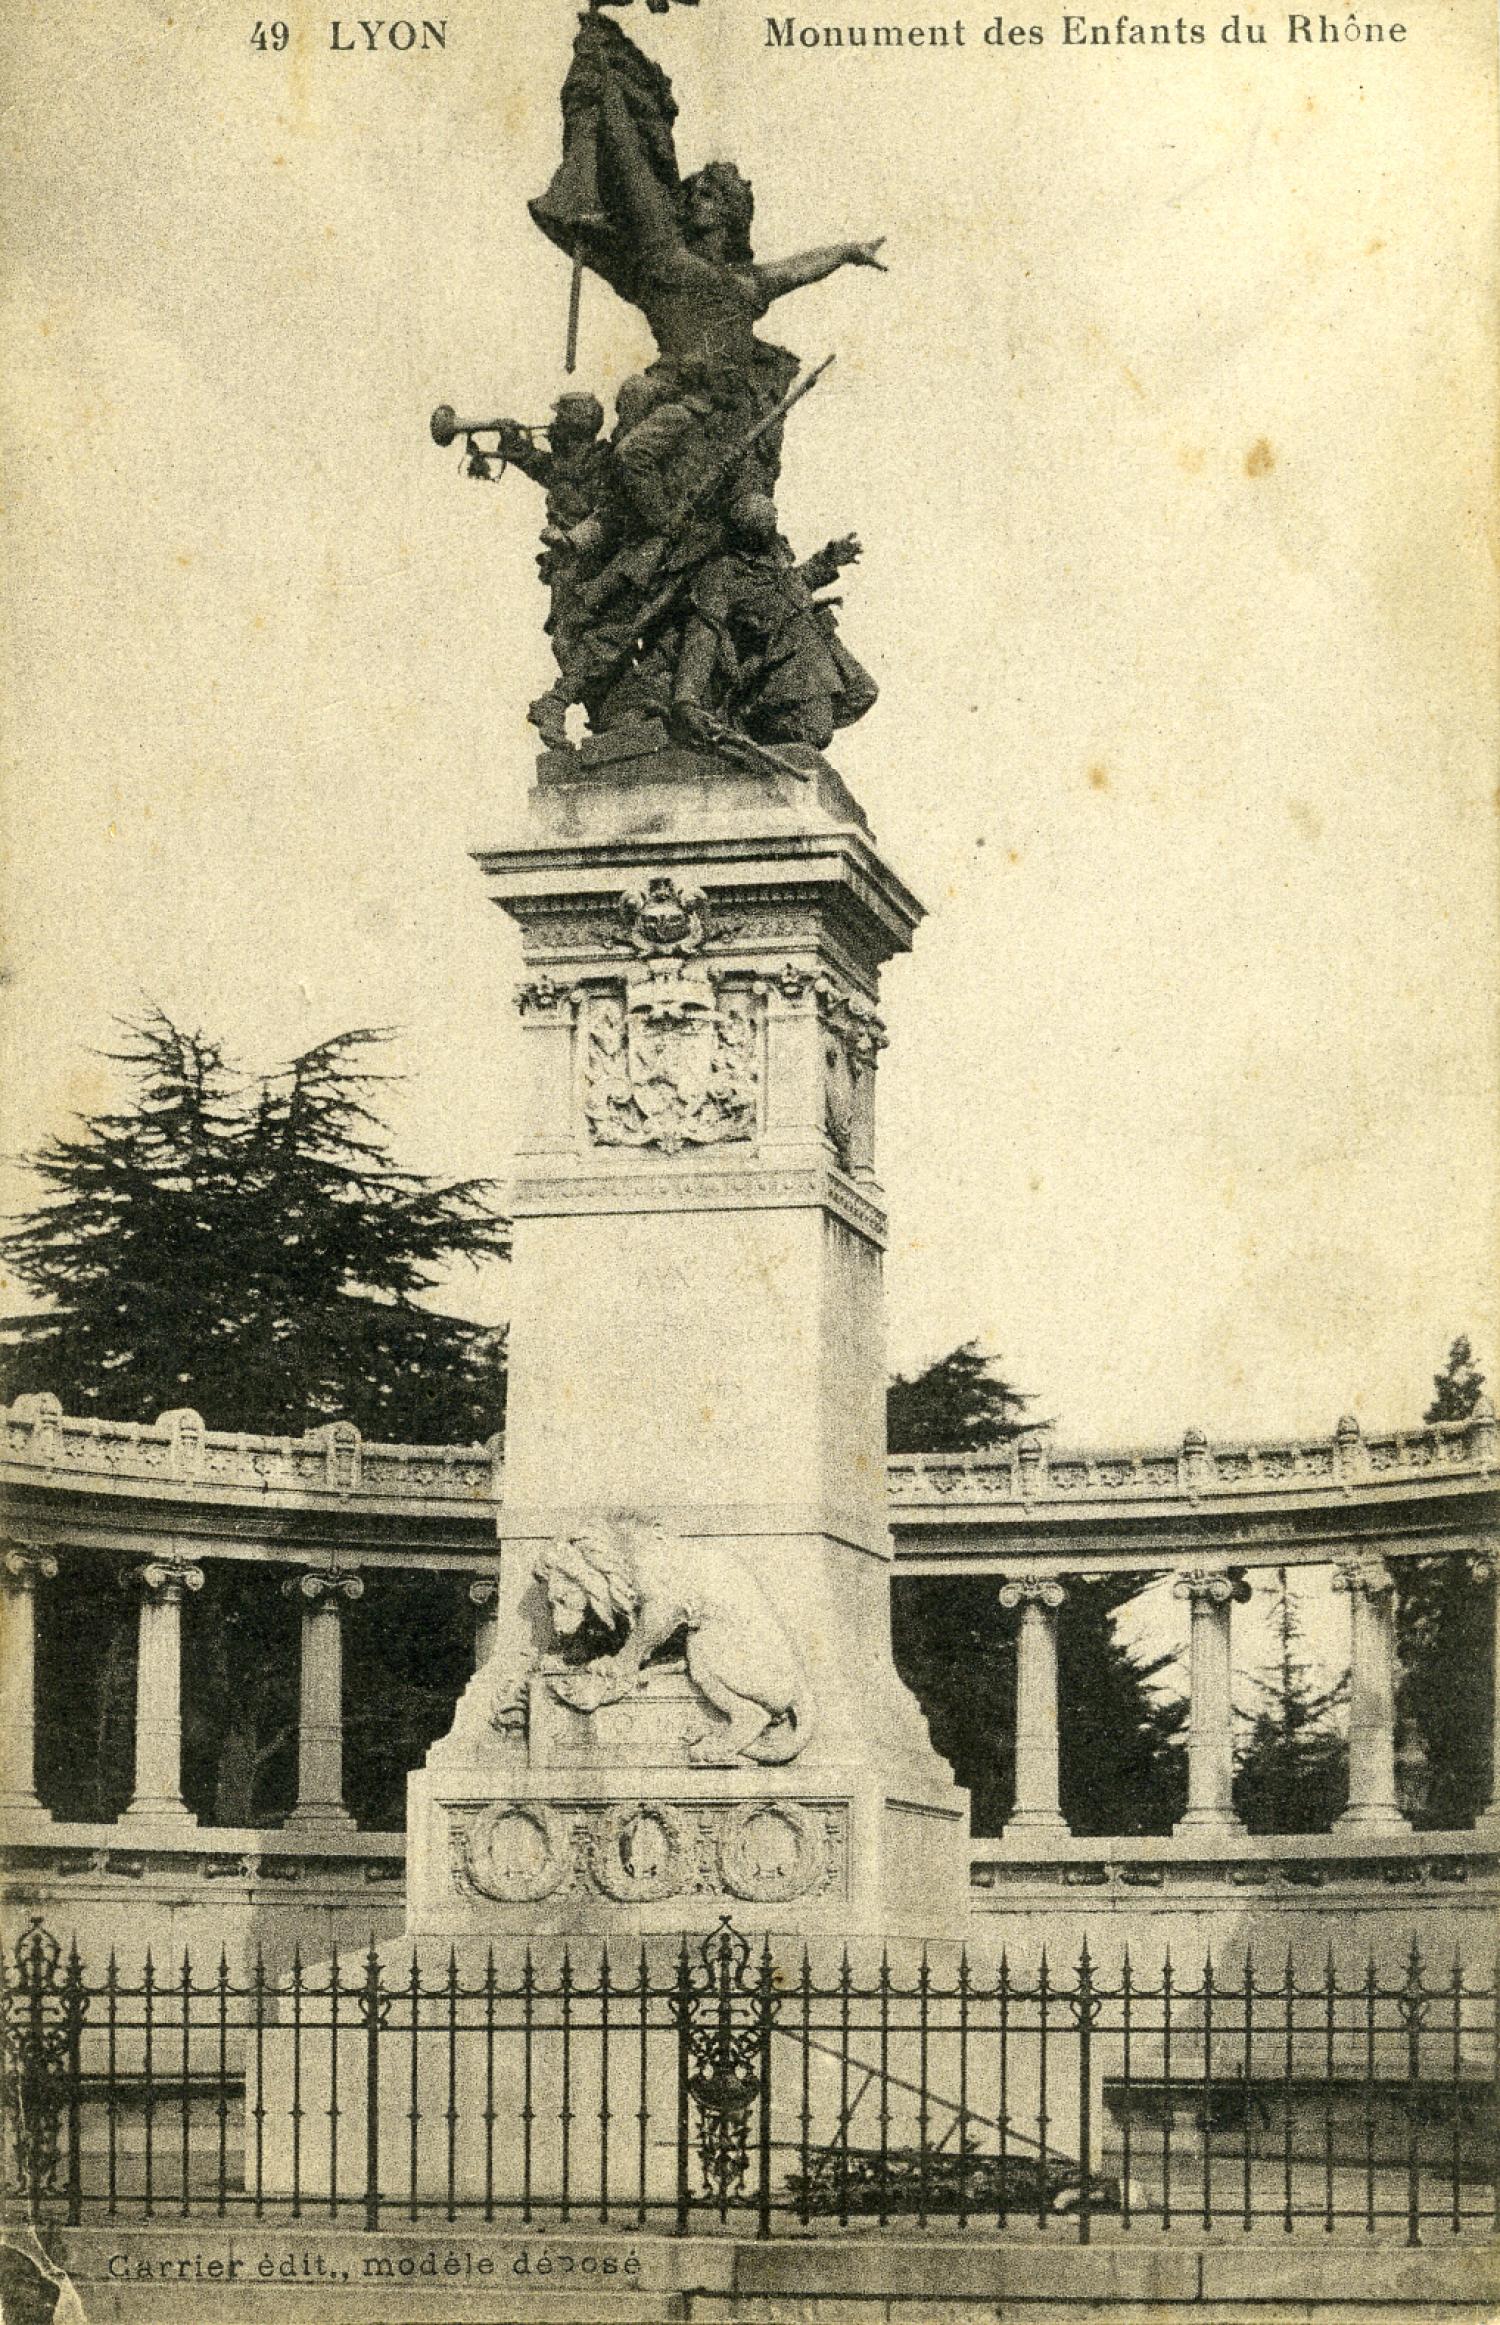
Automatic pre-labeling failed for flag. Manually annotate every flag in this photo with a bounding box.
[529,13,683,305]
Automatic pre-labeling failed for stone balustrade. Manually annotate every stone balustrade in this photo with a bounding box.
[2,1393,502,1508]
[887,1403,1500,1512]
[7,1394,1496,1525]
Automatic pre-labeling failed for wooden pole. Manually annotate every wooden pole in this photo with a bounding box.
[564,0,601,374]
[565,245,585,374]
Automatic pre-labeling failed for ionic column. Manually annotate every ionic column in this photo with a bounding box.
[1465,1551,1500,1838]
[283,1565,363,1831]
[123,1552,204,1823]
[1334,1555,1409,1831]
[998,1574,1069,1835]
[1172,1567,1247,1836]
[468,1576,499,1669]
[0,1546,59,1818]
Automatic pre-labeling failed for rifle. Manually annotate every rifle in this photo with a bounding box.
[692,711,813,783]
[584,354,836,624]
[681,353,834,529]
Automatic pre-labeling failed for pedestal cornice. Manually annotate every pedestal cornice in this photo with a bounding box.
[471,749,925,975]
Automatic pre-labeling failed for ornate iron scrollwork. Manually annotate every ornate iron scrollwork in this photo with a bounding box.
[673,1918,778,2206]
[0,1919,85,2212]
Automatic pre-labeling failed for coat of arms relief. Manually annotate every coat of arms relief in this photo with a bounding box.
[577,877,761,1155]
[581,974,760,1153]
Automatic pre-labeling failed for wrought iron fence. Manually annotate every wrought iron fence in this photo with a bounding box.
[2,1917,1495,2242]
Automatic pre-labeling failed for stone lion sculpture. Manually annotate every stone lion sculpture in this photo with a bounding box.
[535,1521,813,1766]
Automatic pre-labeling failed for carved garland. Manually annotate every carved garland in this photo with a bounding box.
[451,1802,572,1904]
[585,1802,697,1902]
[716,1802,835,1903]
[447,1801,843,1905]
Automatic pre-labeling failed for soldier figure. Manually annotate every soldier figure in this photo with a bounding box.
[494,391,616,748]
[671,494,878,753]
[439,7,887,765]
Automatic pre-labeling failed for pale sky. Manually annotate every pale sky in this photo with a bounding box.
[2,0,1495,1450]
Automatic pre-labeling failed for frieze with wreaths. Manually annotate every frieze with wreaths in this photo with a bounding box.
[446,1798,847,1906]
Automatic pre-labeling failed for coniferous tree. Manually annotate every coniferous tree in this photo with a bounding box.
[1,1010,510,1443]
[887,1344,1185,1834]
[887,1340,1040,1454]
[1233,1567,1348,1832]
[1425,1336,1485,1424]
[9,1013,511,1827]
[1393,1337,1492,1827]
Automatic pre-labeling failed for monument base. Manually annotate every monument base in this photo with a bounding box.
[406,1665,969,1942]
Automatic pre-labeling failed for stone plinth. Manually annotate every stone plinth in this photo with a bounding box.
[407,745,969,1940]
[409,1667,962,1940]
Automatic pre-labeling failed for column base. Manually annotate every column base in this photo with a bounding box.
[1334,1803,1412,1834]
[1001,1810,1072,1838]
[283,1803,356,1834]
[1469,1806,1500,1841]
[0,1792,54,1823]
[1171,1806,1248,1839]
[121,1799,198,1825]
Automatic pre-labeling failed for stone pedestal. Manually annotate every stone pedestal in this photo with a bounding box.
[252,1923,1083,2213]
[408,744,970,1939]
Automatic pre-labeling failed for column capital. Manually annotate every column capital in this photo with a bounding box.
[998,1572,1066,1612]
[467,1577,499,1609]
[767,960,818,1005]
[1332,1554,1396,1600]
[515,974,581,1020]
[1465,1548,1497,1585]
[284,1564,363,1611]
[1173,1565,1244,1605]
[134,1552,204,1602]
[1,1544,59,1592]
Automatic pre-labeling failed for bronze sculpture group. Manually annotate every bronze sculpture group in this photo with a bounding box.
[434,7,885,765]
